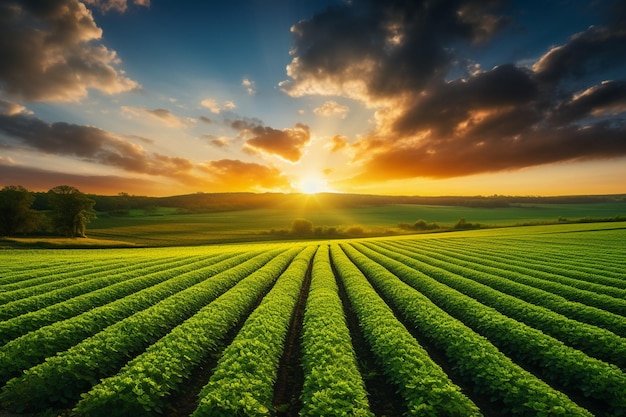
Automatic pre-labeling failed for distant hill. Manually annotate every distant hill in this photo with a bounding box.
[53,192,626,214]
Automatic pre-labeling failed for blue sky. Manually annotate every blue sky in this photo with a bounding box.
[1,0,625,196]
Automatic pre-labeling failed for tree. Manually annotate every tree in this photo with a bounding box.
[0,185,39,236]
[291,218,313,235]
[47,185,96,237]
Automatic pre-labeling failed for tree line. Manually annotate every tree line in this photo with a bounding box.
[0,185,96,238]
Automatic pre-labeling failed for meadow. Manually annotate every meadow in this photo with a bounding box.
[84,200,626,246]
[1,222,625,416]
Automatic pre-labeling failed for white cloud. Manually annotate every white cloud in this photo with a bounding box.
[200,98,221,114]
[200,98,236,114]
[242,78,256,95]
[313,100,350,118]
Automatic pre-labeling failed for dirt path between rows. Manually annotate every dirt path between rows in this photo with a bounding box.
[273,256,314,416]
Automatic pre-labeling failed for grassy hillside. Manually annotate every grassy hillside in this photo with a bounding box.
[6,192,624,247]
[82,200,626,247]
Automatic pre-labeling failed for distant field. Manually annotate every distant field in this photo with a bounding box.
[82,201,626,246]
[1,222,625,416]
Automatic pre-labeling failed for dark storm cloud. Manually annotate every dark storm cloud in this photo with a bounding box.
[393,64,537,137]
[283,0,508,100]
[0,111,194,177]
[283,0,626,181]
[551,81,626,124]
[0,0,139,102]
[533,25,626,86]
[229,119,311,162]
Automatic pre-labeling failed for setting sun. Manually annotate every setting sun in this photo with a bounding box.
[298,175,331,194]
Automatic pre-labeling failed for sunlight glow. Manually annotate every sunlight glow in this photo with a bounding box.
[298,175,332,194]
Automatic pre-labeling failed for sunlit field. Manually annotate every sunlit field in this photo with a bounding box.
[1,222,625,416]
[77,201,626,247]
[3,1,626,414]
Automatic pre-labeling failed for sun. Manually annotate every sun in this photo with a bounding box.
[298,175,331,194]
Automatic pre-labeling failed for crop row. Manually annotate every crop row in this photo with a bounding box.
[74,246,305,417]
[418,239,626,294]
[352,242,626,415]
[192,245,317,416]
[0,257,137,297]
[0,226,624,417]
[391,240,626,315]
[0,247,253,383]
[0,250,265,386]
[384,238,626,316]
[340,243,597,417]
[298,245,372,416]
[0,249,283,412]
[366,241,626,369]
[0,255,209,320]
[378,240,626,337]
[436,238,626,285]
[0,257,100,286]
[330,245,483,416]
[0,253,232,345]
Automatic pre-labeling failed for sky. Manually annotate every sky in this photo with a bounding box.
[0,0,625,197]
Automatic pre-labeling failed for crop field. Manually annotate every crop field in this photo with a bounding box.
[0,223,625,416]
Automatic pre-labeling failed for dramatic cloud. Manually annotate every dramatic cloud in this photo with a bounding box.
[533,26,626,87]
[122,106,190,128]
[0,0,139,102]
[231,119,311,162]
[83,0,150,13]
[281,0,507,102]
[199,159,291,191]
[313,101,349,118]
[282,0,626,183]
[0,111,195,179]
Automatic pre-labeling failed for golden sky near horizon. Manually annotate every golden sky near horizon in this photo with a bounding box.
[1,0,625,196]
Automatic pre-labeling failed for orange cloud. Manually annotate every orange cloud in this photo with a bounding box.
[231,119,311,162]
[328,135,349,152]
[199,159,291,191]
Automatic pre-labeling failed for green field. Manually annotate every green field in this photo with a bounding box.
[80,201,626,246]
[1,222,625,416]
